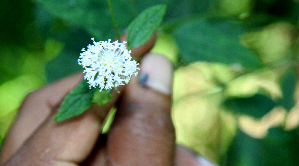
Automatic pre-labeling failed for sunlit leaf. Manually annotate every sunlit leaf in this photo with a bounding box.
[0,75,43,117]
[127,4,166,48]
[173,19,261,68]
[44,38,64,61]
[0,109,17,139]
[55,79,95,122]
[92,89,112,107]
[150,33,179,63]
[102,108,117,133]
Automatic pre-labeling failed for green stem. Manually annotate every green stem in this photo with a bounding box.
[107,0,121,42]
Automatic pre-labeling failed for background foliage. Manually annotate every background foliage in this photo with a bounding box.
[1,0,299,165]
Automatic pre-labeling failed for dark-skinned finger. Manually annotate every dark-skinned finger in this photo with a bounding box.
[3,108,102,166]
[83,138,217,166]
[107,53,174,166]
[0,73,84,164]
[174,145,217,166]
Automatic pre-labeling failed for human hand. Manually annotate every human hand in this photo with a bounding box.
[0,34,215,166]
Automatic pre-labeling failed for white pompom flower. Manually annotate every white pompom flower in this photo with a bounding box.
[78,38,139,91]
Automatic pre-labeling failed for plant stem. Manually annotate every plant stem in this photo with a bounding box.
[107,0,121,42]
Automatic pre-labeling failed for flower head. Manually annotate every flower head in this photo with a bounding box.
[78,38,139,91]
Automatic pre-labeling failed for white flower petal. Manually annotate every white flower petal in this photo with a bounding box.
[78,38,139,91]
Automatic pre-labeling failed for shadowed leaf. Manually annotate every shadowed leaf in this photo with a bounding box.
[55,79,95,122]
[223,94,275,119]
[279,69,296,111]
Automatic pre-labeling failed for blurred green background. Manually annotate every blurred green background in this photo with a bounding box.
[1,0,299,165]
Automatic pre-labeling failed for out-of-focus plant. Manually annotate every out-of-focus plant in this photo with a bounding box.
[1,0,299,165]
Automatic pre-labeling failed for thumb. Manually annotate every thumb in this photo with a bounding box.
[107,53,175,165]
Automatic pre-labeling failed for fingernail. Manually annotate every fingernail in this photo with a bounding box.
[138,73,148,86]
[197,155,218,166]
[138,53,173,95]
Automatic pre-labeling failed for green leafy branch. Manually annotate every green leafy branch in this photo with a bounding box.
[55,4,167,122]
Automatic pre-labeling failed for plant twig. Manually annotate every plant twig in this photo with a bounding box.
[107,0,121,42]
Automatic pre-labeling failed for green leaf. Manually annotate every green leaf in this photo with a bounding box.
[102,108,117,134]
[55,79,95,122]
[0,0,35,44]
[45,27,92,82]
[165,0,211,20]
[127,4,167,49]
[223,94,275,119]
[0,134,3,151]
[92,89,112,107]
[279,69,296,111]
[173,19,261,68]
[33,0,214,41]
[226,128,299,166]
[33,0,137,40]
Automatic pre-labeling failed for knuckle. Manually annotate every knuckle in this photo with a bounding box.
[20,91,40,108]
[122,100,174,133]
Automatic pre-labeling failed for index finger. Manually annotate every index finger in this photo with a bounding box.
[0,33,156,163]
